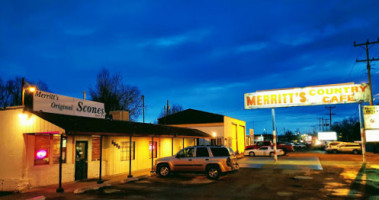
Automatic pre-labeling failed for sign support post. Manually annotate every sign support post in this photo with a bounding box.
[359,103,366,163]
[272,108,277,162]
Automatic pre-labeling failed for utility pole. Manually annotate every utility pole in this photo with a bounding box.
[323,119,329,131]
[325,106,336,130]
[354,38,379,105]
[167,100,170,116]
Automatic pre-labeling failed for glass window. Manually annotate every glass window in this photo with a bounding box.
[196,147,209,157]
[210,147,230,157]
[149,141,157,159]
[121,141,135,161]
[35,135,51,165]
[52,135,67,164]
[177,148,194,158]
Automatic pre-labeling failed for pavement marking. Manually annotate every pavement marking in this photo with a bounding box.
[239,156,323,170]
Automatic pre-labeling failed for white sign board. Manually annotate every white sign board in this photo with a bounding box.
[366,129,379,142]
[244,83,370,109]
[363,106,379,129]
[318,132,337,141]
[33,90,106,119]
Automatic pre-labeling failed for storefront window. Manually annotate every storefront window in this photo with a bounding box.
[34,135,51,165]
[52,135,67,164]
[121,141,135,161]
[149,141,157,158]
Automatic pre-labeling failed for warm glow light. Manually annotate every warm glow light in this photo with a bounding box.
[19,113,34,126]
[36,150,47,159]
[28,87,36,92]
[212,132,217,137]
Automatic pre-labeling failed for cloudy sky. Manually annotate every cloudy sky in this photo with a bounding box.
[1,0,378,135]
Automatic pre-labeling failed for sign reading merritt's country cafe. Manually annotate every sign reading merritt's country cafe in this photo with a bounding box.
[32,90,106,119]
[244,83,371,109]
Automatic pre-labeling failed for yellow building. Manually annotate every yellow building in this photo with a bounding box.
[158,109,246,154]
[0,106,208,192]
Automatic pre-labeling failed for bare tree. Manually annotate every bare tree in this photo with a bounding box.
[158,103,183,119]
[89,69,142,121]
[0,76,49,109]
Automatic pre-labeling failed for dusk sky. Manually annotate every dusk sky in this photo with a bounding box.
[1,0,379,135]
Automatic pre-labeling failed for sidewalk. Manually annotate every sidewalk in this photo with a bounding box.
[0,169,152,200]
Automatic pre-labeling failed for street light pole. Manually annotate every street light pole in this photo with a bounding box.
[21,78,25,106]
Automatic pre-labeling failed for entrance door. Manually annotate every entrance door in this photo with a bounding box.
[75,141,88,181]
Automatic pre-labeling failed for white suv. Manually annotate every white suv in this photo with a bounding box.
[153,146,239,180]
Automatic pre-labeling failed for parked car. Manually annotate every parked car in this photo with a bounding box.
[325,141,345,152]
[332,142,362,154]
[245,141,294,154]
[153,146,239,180]
[244,146,285,157]
[294,143,307,149]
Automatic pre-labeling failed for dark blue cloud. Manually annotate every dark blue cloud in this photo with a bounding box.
[1,0,379,134]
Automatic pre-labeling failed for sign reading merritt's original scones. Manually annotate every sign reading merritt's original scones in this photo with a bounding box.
[364,106,379,129]
[33,90,106,119]
[244,83,370,109]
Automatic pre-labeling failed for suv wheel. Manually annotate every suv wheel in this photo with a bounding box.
[206,165,220,180]
[249,152,255,157]
[269,152,274,157]
[157,164,170,177]
[352,150,359,155]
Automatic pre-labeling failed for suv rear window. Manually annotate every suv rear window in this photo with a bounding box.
[210,147,230,157]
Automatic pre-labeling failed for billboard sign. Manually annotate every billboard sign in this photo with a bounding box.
[33,90,106,119]
[318,132,337,141]
[244,83,370,109]
[366,129,379,142]
[363,106,379,129]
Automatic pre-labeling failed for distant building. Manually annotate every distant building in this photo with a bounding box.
[158,109,246,154]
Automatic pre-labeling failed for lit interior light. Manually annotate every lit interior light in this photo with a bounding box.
[36,150,47,159]
[212,132,217,137]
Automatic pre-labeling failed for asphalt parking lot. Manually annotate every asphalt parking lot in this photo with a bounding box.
[2,151,379,200]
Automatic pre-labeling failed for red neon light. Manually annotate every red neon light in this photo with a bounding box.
[36,150,47,159]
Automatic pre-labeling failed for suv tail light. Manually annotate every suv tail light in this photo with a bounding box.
[226,157,232,167]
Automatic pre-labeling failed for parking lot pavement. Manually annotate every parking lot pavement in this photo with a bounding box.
[2,151,379,200]
[239,156,323,170]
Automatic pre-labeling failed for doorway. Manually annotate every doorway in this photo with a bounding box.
[75,141,88,181]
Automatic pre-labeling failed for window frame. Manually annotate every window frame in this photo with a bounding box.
[121,141,135,161]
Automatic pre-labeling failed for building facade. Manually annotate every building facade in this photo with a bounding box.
[158,109,246,154]
[0,107,208,191]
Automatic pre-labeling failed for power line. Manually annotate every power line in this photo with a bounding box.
[354,38,379,105]
[325,106,336,130]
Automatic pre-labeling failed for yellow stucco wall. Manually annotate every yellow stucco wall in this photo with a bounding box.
[0,108,66,190]
[224,116,246,154]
